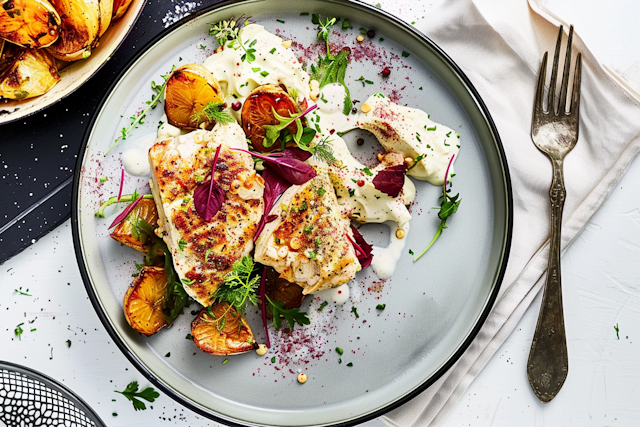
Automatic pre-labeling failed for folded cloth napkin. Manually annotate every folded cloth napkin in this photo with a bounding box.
[381,0,640,425]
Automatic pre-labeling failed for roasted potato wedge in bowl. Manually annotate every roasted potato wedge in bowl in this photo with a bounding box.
[0,43,59,100]
[46,0,100,61]
[0,0,61,48]
[191,303,258,356]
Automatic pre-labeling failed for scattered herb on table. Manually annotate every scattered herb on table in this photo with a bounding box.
[614,323,620,340]
[186,334,193,340]
[222,358,229,364]
[14,288,31,296]
[318,301,328,311]
[355,76,374,87]
[115,381,159,411]
[402,51,410,57]
[14,323,24,340]
[66,339,72,348]
[347,362,353,367]
[414,154,460,261]
[49,348,53,360]
[376,304,386,310]
[100,176,108,183]
[351,306,359,319]
[335,347,344,355]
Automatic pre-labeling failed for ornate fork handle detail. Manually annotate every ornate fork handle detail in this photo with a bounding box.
[527,158,568,402]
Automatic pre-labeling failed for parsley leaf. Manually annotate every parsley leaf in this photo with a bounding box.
[115,381,159,411]
[214,256,261,316]
[267,296,311,330]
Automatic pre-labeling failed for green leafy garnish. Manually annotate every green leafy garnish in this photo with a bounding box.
[14,323,24,340]
[414,155,460,261]
[614,323,620,339]
[312,14,336,58]
[209,17,256,63]
[351,306,359,318]
[105,67,175,156]
[215,256,261,316]
[267,295,311,330]
[191,102,235,126]
[318,301,328,311]
[335,347,344,355]
[178,239,187,251]
[376,304,386,310]
[66,339,72,348]
[261,105,318,149]
[115,381,160,411]
[355,76,374,87]
[14,288,31,296]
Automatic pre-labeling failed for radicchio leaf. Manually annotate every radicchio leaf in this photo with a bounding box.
[194,145,224,221]
[254,166,290,241]
[108,195,144,229]
[260,266,271,348]
[231,147,316,185]
[347,225,374,269]
[372,164,408,197]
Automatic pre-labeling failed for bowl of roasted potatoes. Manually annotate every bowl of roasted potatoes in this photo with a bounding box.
[0,0,145,123]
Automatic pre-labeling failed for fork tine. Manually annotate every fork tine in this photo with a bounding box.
[534,52,548,119]
[558,25,574,114]
[570,52,582,121]
[549,25,563,114]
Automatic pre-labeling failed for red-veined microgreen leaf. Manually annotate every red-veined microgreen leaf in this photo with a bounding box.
[117,168,125,201]
[347,225,373,269]
[194,145,225,221]
[231,147,316,185]
[108,194,145,229]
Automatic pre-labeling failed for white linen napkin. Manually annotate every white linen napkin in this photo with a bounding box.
[381,0,640,425]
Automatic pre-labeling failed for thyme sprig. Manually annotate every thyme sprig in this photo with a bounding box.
[414,154,461,261]
[105,66,175,156]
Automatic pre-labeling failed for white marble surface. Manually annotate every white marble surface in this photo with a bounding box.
[1,0,639,426]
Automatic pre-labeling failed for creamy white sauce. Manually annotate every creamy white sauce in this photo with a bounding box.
[355,94,460,186]
[314,283,350,305]
[371,222,410,279]
[121,132,157,176]
[203,24,310,122]
[157,114,187,140]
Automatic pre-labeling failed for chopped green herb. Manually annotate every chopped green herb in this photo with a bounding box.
[66,339,72,348]
[359,28,367,35]
[348,188,355,197]
[205,248,214,263]
[375,2,381,7]
[361,167,373,176]
[427,126,436,131]
[317,187,326,196]
[14,323,24,340]
[342,19,352,29]
[351,306,359,319]
[199,44,206,49]
[614,323,620,339]
[408,249,414,255]
[355,76,374,87]
[318,301,328,311]
[347,362,353,367]
[115,381,159,411]
[49,348,53,360]
[335,347,344,355]
[419,87,423,90]
[222,358,229,364]
[338,358,342,364]
[269,47,276,54]
[260,71,270,77]
[100,176,108,183]
[181,278,195,286]
[186,333,193,340]
[379,37,384,42]
[416,132,421,142]
[30,328,36,332]
[178,239,187,251]
[14,289,31,296]
[276,19,285,23]
[165,352,170,357]
[376,304,386,310]
[113,412,118,417]
[252,67,261,72]
[304,226,314,233]
[271,356,276,363]
[401,51,410,57]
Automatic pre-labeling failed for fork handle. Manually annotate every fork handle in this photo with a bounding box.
[527,158,569,403]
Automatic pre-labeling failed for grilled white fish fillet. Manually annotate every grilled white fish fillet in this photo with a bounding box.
[255,170,360,294]
[149,123,264,307]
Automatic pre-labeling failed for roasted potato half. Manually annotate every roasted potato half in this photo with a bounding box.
[191,303,258,356]
[46,0,100,61]
[241,84,300,153]
[164,63,224,130]
[111,0,132,21]
[124,266,168,336]
[0,0,61,48]
[110,198,159,253]
[0,43,59,100]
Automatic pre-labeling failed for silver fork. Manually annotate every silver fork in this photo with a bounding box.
[528,24,582,404]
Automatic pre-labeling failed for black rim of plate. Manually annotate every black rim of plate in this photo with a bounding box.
[0,360,107,427]
[71,0,513,425]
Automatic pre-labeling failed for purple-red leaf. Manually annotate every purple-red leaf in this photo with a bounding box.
[194,146,225,221]
[117,168,125,201]
[372,164,408,198]
[260,266,271,348]
[109,195,144,229]
[231,147,316,185]
[347,225,374,269]
[254,166,290,241]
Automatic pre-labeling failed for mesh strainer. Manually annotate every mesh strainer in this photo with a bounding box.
[0,361,106,427]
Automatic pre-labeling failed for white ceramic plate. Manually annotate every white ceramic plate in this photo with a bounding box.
[0,0,146,124]
[72,1,512,425]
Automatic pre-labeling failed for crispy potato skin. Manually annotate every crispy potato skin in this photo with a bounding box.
[46,0,100,61]
[241,84,300,153]
[124,266,168,336]
[0,0,61,48]
[191,303,258,356]
[164,63,223,130]
[110,198,160,253]
[0,43,59,100]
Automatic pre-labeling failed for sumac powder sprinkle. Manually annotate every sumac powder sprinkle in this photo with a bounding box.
[366,29,375,38]
[231,101,242,111]
[357,138,364,146]
[381,67,391,77]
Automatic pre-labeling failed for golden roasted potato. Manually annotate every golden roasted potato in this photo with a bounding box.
[111,0,132,21]
[0,43,59,100]
[110,198,159,253]
[46,0,100,61]
[98,0,112,36]
[164,63,224,130]
[241,84,300,153]
[191,303,258,356]
[0,0,61,48]
[124,266,168,336]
